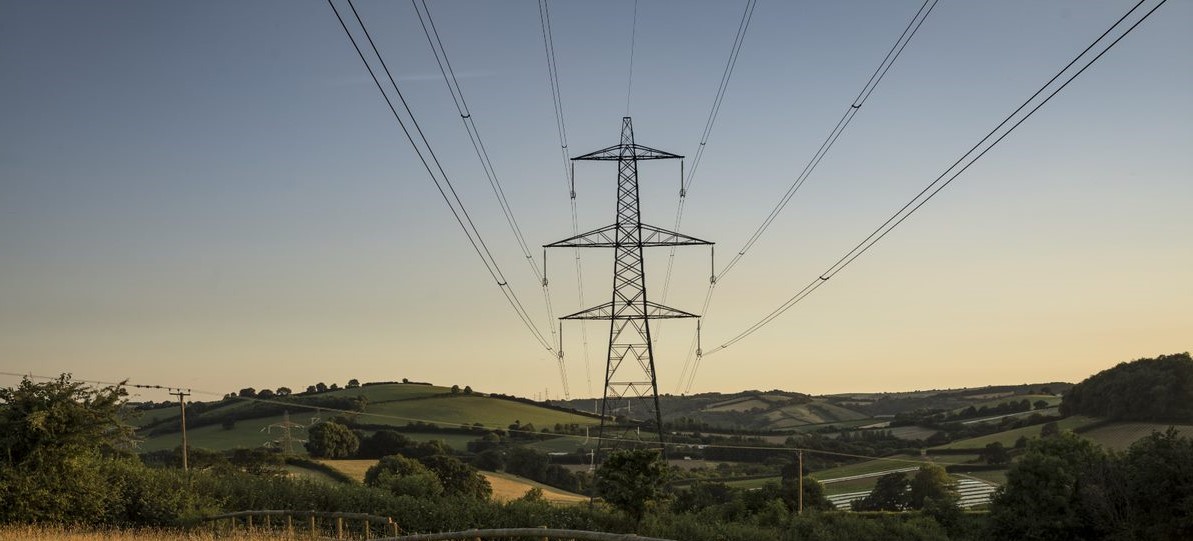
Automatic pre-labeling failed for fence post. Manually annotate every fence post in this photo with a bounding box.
[247,514,254,531]
[540,524,548,541]
[336,516,343,540]
[266,514,272,530]
[287,514,294,538]
[310,513,317,539]
[364,519,371,540]
[389,518,399,537]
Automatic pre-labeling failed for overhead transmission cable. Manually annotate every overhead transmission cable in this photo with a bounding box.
[410,0,569,398]
[697,0,1166,368]
[327,0,554,353]
[0,370,941,467]
[676,0,938,392]
[625,0,638,115]
[539,0,594,396]
[656,0,758,341]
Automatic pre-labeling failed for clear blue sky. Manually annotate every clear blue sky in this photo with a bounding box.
[2,1,1189,401]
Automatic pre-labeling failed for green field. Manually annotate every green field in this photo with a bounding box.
[139,413,293,452]
[356,396,599,430]
[1080,422,1193,451]
[934,415,1099,450]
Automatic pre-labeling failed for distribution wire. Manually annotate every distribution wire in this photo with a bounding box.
[328,0,553,353]
[0,370,940,467]
[410,0,567,397]
[538,0,594,396]
[677,0,938,392]
[698,0,1166,364]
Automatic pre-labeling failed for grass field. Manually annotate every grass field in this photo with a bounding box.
[317,459,375,481]
[933,415,1099,450]
[1080,422,1193,451]
[357,395,599,430]
[316,460,586,503]
[809,456,924,481]
[138,413,293,452]
[482,471,587,504]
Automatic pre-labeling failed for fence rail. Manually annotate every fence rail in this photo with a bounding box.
[202,509,400,539]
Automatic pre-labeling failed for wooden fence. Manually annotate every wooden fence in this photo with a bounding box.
[203,510,399,539]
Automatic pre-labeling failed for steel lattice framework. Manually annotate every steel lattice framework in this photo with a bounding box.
[546,117,711,456]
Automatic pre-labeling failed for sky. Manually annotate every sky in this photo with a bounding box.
[1,0,1190,403]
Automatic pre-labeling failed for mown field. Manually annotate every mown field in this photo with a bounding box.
[933,415,1099,450]
[1080,421,1193,451]
[356,395,598,429]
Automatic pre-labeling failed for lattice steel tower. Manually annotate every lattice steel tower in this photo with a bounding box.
[546,117,711,457]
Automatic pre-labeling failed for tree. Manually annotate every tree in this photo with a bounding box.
[328,383,340,391]
[1117,428,1193,540]
[506,447,549,480]
[304,421,358,459]
[1060,352,1193,422]
[852,472,909,511]
[779,460,833,512]
[595,449,669,522]
[357,430,412,459]
[1040,420,1060,438]
[257,389,275,399]
[981,441,1012,465]
[463,386,473,394]
[907,464,957,510]
[238,388,256,398]
[1034,400,1049,410]
[0,375,134,523]
[221,418,237,431]
[346,379,360,389]
[364,455,443,499]
[450,385,461,394]
[315,382,328,393]
[305,385,317,394]
[419,455,492,499]
[990,431,1109,540]
[275,387,292,396]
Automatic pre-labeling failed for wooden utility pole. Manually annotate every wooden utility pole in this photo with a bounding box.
[798,450,804,515]
[170,390,191,471]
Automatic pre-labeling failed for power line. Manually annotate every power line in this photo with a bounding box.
[326,0,553,353]
[625,0,638,115]
[657,0,758,307]
[0,370,941,467]
[679,0,938,392]
[538,0,595,396]
[718,0,938,281]
[410,0,567,397]
[700,0,1166,361]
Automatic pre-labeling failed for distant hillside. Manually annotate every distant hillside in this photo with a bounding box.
[824,382,1072,417]
[135,382,601,453]
[559,390,869,432]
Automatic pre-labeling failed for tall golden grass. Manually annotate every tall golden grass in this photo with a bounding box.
[0,525,287,541]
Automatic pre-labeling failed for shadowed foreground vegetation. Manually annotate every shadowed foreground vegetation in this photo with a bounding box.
[2,356,1191,540]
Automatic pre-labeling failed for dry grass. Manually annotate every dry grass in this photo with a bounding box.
[316,459,376,482]
[0,525,282,540]
[482,471,586,504]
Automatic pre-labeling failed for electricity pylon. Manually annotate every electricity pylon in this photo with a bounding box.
[546,117,711,461]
